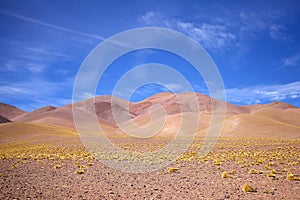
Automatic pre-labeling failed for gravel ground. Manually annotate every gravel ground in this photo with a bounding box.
[1,157,299,200]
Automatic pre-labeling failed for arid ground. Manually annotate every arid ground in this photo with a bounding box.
[0,92,299,199]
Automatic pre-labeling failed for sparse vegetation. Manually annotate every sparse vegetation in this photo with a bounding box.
[221,171,229,178]
[242,183,256,192]
[168,167,179,173]
[0,136,299,198]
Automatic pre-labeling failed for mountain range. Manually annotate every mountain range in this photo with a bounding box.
[0,92,299,140]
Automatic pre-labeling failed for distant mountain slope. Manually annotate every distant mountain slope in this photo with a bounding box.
[221,113,300,138]
[13,106,57,121]
[14,104,75,129]
[1,92,299,138]
[251,107,300,127]
[0,103,25,120]
[243,101,297,113]
[0,115,11,123]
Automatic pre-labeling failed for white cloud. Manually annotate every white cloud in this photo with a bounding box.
[270,24,288,40]
[1,62,19,73]
[140,11,236,50]
[226,81,300,104]
[0,78,71,96]
[24,47,71,62]
[140,9,285,52]
[281,53,300,68]
[165,83,184,91]
[0,9,105,41]
[0,39,74,75]
[176,22,236,49]
[82,92,94,100]
[129,65,151,81]
[0,9,132,49]
[239,11,267,32]
[0,77,74,110]
[140,11,172,28]
[5,41,71,63]
[25,63,46,73]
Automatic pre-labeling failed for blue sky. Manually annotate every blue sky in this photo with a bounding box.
[0,0,300,111]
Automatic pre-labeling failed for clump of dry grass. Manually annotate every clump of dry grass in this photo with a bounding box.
[267,173,276,178]
[248,169,258,174]
[168,167,179,173]
[286,171,300,181]
[242,183,256,192]
[54,164,61,169]
[76,169,84,174]
[221,171,229,178]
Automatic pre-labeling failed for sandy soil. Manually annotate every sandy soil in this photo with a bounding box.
[1,138,299,200]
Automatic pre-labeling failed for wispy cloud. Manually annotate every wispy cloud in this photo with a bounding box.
[25,63,46,73]
[239,11,268,33]
[139,8,289,52]
[140,11,237,51]
[0,9,133,49]
[226,81,300,104]
[0,77,72,96]
[269,24,289,40]
[0,77,74,110]
[22,47,71,62]
[141,11,172,28]
[176,22,236,49]
[280,53,300,69]
[165,83,184,91]
[0,39,73,75]
[0,9,105,41]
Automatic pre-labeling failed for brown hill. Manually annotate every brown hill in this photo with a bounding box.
[14,104,75,129]
[220,113,300,138]
[251,107,300,127]
[13,106,57,120]
[3,92,299,138]
[130,92,249,116]
[243,101,297,113]
[11,92,250,128]
[0,115,11,123]
[0,103,25,120]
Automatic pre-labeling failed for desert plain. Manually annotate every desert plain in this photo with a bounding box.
[0,92,299,199]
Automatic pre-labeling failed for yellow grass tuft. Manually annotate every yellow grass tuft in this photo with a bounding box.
[271,169,278,174]
[214,160,222,165]
[221,171,229,178]
[267,173,276,178]
[37,160,45,165]
[242,183,256,192]
[168,167,179,173]
[54,164,61,169]
[76,169,84,174]
[248,169,258,174]
[286,171,300,181]
[282,168,288,172]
